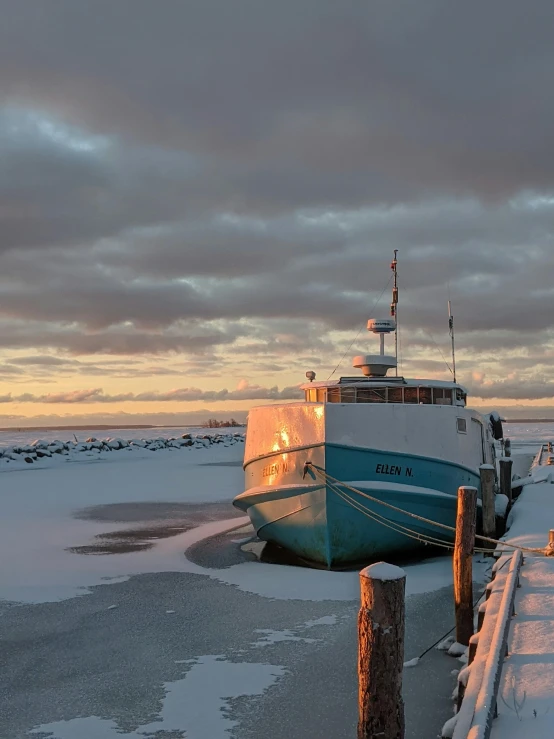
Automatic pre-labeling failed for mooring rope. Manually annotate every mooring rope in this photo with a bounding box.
[325,476,492,554]
[305,463,547,556]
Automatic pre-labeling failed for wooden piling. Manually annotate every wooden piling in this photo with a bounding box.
[546,529,554,556]
[454,486,477,647]
[499,458,513,504]
[480,464,496,549]
[358,562,406,739]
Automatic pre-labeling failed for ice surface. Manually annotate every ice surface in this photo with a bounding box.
[30,656,285,739]
[0,445,246,603]
[0,430,498,606]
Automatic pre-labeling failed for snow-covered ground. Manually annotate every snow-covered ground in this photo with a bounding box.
[0,442,246,603]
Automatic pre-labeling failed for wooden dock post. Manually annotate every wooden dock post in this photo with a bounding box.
[358,562,406,739]
[480,464,496,549]
[499,458,513,504]
[454,486,477,647]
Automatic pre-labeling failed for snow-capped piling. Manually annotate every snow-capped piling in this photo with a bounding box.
[358,562,406,739]
[454,486,477,648]
[479,464,496,548]
[499,458,513,504]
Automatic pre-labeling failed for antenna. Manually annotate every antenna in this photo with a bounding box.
[448,300,457,383]
[390,250,398,376]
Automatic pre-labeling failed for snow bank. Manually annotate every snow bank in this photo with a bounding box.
[0,432,245,472]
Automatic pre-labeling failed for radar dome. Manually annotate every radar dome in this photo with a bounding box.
[367,318,396,334]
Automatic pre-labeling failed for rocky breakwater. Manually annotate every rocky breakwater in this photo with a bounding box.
[0,432,245,466]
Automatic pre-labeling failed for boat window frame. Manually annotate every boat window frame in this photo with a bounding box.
[456,417,468,434]
[304,383,461,406]
[432,387,454,405]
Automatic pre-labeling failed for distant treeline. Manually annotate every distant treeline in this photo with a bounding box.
[203,418,244,428]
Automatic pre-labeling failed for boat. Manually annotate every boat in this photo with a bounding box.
[233,254,501,568]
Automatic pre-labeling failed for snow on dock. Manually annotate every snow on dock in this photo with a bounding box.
[488,460,554,738]
[451,438,554,739]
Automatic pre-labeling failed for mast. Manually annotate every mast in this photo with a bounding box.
[390,250,398,376]
[448,300,457,383]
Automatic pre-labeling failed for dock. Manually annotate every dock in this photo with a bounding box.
[449,442,554,739]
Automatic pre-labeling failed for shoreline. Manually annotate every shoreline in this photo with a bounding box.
[0,423,246,433]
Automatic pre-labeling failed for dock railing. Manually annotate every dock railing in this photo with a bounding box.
[451,549,523,739]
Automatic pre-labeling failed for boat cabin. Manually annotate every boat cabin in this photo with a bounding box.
[301,379,467,407]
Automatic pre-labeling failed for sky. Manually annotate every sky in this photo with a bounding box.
[1,0,554,426]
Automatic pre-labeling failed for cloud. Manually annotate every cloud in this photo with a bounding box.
[468,374,554,401]
[0,2,553,406]
[0,381,303,404]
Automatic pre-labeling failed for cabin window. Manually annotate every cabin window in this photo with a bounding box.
[456,389,467,406]
[316,388,327,403]
[418,387,432,404]
[387,387,403,403]
[341,387,356,403]
[433,388,453,405]
[404,387,418,404]
[327,388,341,403]
[305,389,317,402]
[357,388,386,403]
[456,417,467,434]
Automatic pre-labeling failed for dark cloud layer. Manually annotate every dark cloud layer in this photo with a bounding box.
[1,1,554,406]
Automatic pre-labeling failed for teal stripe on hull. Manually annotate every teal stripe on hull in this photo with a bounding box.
[325,443,478,494]
[236,443,481,568]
